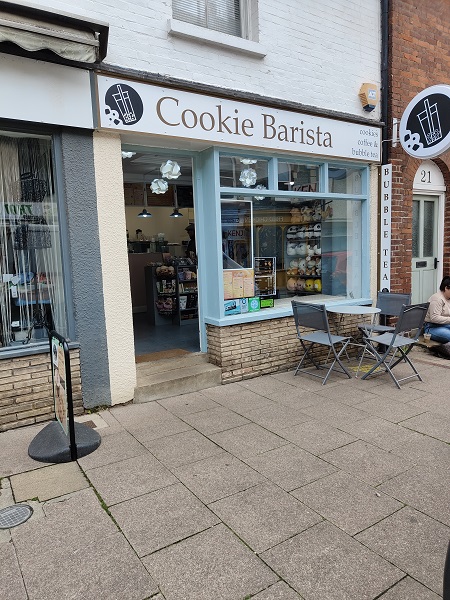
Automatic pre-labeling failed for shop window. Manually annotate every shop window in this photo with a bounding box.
[173,0,243,38]
[219,155,268,189]
[0,132,67,349]
[328,166,363,194]
[220,194,363,316]
[278,162,321,192]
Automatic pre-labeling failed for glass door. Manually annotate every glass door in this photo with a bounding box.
[411,194,439,303]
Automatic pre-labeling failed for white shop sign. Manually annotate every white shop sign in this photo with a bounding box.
[0,54,93,129]
[97,76,381,162]
[380,164,392,290]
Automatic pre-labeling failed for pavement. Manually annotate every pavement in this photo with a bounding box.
[1,348,449,600]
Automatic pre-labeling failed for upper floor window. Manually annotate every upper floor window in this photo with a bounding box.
[173,0,243,38]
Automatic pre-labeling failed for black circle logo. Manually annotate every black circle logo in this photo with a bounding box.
[104,84,143,127]
[400,85,450,158]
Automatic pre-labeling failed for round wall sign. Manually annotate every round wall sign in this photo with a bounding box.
[399,84,450,159]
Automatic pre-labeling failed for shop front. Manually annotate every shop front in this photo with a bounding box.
[95,74,381,382]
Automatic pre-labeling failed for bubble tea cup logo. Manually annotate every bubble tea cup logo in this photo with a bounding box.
[400,84,450,159]
[104,84,144,127]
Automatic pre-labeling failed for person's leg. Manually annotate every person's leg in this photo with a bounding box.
[424,324,450,343]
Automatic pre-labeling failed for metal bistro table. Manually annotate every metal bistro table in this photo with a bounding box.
[326,305,381,370]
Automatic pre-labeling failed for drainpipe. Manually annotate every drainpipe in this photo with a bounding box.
[381,0,390,165]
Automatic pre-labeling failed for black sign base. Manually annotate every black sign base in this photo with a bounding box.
[28,421,101,463]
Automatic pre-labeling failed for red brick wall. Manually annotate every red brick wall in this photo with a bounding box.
[388,1,450,292]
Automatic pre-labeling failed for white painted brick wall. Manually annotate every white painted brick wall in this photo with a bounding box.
[33,0,381,118]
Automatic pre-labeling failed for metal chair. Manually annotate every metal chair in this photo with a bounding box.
[291,301,352,385]
[357,291,412,336]
[361,302,429,389]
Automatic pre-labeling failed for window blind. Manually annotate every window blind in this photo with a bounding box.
[173,0,242,38]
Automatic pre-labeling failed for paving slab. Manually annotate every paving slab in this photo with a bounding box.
[109,400,173,428]
[201,382,276,414]
[10,461,89,502]
[354,396,425,423]
[270,388,325,410]
[388,429,450,468]
[378,464,450,526]
[77,429,147,470]
[0,423,48,477]
[378,576,442,599]
[338,416,420,451]
[209,423,289,459]
[16,529,157,600]
[157,391,219,415]
[321,440,413,486]
[245,443,337,492]
[292,470,402,535]
[407,394,450,418]
[312,383,380,405]
[261,521,403,599]
[12,488,118,553]
[243,403,312,435]
[366,382,429,402]
[143,523,278,600]
[271,370,342,391]
[142,429,224,468]
[252,581,303,599]
[129,413,193,443]
[173,405,249,435]
[237,375,309,402]
[356,506,450,595]
[300,399,369,427]
[173,452,266,504]
[279,419,357,455]
[109,483,220,556]
[209,481,322,553]
[84,452,177,506]
[0,541,27,600]
[400,411,450,443]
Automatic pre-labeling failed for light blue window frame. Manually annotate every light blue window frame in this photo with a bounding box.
[198,148,372,330]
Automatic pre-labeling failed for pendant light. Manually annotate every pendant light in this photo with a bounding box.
[137,181,152,218]
[169,185,183,218]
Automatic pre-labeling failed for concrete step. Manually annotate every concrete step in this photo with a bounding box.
[136,352,209,378]
[134,361,222,403]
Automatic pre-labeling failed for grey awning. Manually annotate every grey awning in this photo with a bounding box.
[0,1,108,64]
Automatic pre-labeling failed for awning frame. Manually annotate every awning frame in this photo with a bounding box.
[0,0,108,64]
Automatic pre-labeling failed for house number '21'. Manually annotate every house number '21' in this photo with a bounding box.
[420,170,431,183]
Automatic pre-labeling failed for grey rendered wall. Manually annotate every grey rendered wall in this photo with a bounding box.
[59,130,111,408]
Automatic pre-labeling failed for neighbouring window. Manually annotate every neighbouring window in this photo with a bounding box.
[173,0,243,37]
[0,132,68,349]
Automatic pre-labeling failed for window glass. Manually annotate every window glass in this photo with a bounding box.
[0,132,67,348]
[221,200,253,269]
[412,200,419,258]
[278,162,320,192]
[219,155,268,189]
[328,166,363,194]
[423,201,434,257]
[173,0,242,37]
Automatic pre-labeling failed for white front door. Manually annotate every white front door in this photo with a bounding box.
[411,194,439,304]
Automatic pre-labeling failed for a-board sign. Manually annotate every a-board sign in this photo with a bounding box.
[49,331,77,460]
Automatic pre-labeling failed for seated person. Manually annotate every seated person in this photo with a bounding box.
[424,275,450,358]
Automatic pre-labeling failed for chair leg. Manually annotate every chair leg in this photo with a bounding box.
[294,341,322,375]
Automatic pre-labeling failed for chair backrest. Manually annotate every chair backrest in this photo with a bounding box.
[376,292,412,317]
[393,302,430,340]
[292,301,329,336]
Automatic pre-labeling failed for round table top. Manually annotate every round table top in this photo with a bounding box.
[326,305,381,315]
